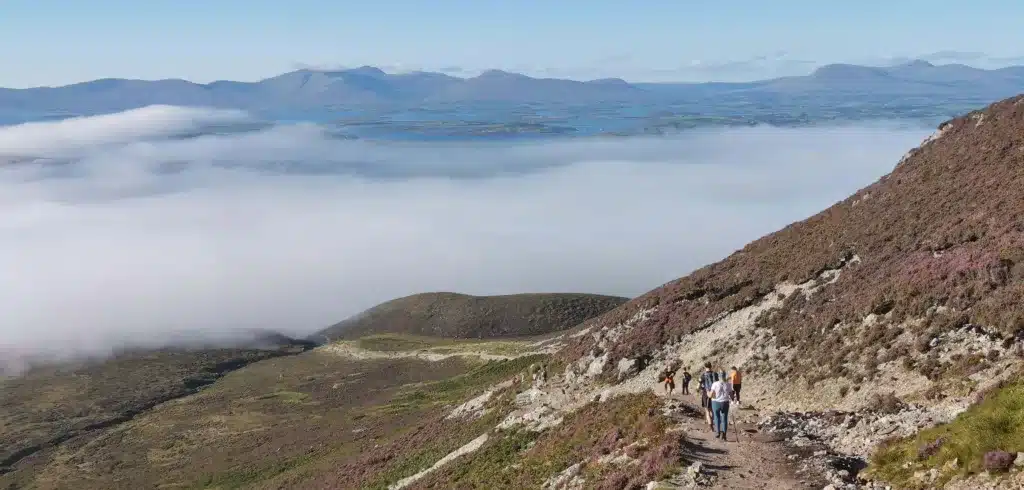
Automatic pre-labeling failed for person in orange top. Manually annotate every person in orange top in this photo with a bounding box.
[728,366,743,402]
[661,366,676,396]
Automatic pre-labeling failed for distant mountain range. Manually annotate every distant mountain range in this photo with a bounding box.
[2,60,1024,115]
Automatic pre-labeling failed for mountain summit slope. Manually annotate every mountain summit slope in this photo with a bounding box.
[560,94,1024,415]
[314,292,628,341]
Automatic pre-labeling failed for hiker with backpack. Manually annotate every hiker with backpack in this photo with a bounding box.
[698,363,716,431]
[708,371,733,441]
[681,369,692,395]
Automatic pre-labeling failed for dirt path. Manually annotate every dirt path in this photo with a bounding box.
[659,394,827,489]
[319,342,547,362]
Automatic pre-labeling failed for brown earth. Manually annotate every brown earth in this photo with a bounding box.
[314,292,628,341]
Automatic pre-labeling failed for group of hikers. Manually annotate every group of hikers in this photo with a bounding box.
[659,363,743,441]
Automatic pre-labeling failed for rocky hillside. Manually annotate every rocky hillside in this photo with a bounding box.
[313,292,628,341]
[568,94,1024,391]
[536,94,1024,486]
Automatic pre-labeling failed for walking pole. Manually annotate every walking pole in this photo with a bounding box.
[732,407,742,445]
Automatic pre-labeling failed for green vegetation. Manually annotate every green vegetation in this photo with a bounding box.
[194,452,320,490]
[868,380,1024,488]
[361,408,513,490]
[416,393,683,489]
[352,333,537,357]
[356,333,461,351]
[378,354,547,414]
[317,292,627,340]
[0,330,560,490]
[255,390,311,404]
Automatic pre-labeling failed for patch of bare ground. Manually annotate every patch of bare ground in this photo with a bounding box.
[661,396,826,490]
[314,292,628,341]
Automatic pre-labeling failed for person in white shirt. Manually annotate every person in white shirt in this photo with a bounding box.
[708,374,733,441]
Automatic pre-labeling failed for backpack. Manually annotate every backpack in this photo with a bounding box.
[700,371,715,390]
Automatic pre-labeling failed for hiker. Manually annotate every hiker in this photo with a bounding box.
[708,372,733,441]
[729,366,743,403]
[662,367,676,396]
[699,363,716,430]
[681,369,692,395]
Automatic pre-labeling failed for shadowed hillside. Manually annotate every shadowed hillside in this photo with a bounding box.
[313,292,629,341]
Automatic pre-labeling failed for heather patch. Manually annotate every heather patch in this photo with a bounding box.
[410,393,681,489]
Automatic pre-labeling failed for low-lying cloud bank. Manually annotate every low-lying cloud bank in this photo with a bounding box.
[0,106,931,372]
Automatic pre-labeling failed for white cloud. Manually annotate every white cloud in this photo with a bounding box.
[0,107,931,372]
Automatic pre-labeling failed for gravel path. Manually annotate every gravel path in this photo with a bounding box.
[319,342,539,362]
[659,394,828,489]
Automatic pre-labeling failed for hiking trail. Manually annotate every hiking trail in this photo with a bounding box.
[652,392,827,489]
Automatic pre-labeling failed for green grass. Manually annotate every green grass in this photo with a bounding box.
[412,393,681,489]
[356,334,461,352]
[416,429,542,488]
[361,390,521,490]
[376,355,547,415]
[868,380,1024,488]
[352,333,539,357]
[255,390,311,404]
[195,453,318,490]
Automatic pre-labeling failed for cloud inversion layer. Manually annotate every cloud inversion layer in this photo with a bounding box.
[0,106,931,372]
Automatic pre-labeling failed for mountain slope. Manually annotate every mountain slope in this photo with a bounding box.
[314,292,629,341]
[4,61,1024,114]
[0,338,316,479]
[568,94,1024,378]
[757,60,1024,97]
[424,70,647,103]
[504,94,1024,488]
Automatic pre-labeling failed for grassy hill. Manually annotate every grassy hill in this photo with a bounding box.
[0,342,313,481]
[2,332,675,489]
[1,292,628,489]
[313,292,628,341]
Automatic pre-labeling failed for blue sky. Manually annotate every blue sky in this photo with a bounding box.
[3,0,1023,87]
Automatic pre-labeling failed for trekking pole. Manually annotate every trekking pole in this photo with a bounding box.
[732,410,742,445]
